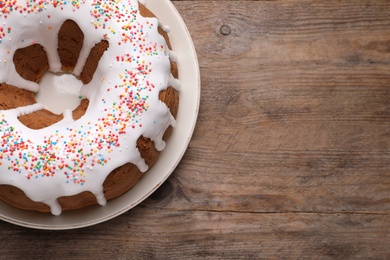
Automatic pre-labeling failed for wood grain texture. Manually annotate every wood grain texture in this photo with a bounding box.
[0,0,389,258]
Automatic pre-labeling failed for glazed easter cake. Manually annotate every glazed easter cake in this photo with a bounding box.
[0,0,180,215]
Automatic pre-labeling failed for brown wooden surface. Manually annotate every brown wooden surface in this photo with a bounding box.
[1,0,390,258]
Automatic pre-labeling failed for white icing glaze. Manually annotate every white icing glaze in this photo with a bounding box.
[0,0,179,215]
[36,72,84,114]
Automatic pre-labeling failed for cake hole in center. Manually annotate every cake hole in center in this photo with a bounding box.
[35,72,83,115]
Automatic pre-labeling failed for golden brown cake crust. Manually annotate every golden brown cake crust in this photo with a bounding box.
[0,3,179,213]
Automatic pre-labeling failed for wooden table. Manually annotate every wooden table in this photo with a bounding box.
[1,0,389,258]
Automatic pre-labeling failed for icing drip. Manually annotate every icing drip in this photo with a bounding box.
[0,0,178,215]
[169,51,178,63]
[15,103,45,116]
[46,199,62,216]
[94,190,107,207]
[169,75,182,90]
[159,23,171,33]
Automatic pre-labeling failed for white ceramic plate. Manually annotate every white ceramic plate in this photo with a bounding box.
[0,0,200,230]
